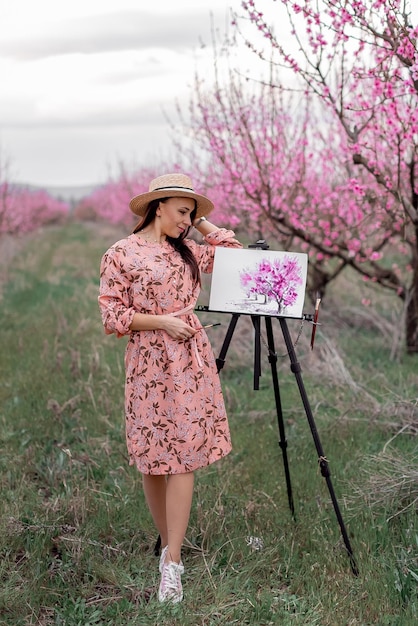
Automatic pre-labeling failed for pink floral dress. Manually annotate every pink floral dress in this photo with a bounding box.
[98,229,242,475]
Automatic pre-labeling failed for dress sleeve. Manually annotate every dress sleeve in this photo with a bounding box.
[98,246,136,338]
[190,228,242,274]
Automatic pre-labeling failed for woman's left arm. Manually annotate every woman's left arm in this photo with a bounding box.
[190,217,243,273]
[192,216,222,237]
[193,217,242,247]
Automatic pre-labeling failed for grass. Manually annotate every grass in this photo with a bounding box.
[0,221,417,625]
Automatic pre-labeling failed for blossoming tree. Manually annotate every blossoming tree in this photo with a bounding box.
[173,0,416,352]
[0,186,69,235]
[178,57,408,312]
[0,149,69,234]
[236,0,418,352]
[73,166,164,226]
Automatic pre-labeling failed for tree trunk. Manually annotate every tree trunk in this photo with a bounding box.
[405,252,418,353]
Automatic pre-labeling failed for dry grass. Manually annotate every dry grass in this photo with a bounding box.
[347,449,418,522]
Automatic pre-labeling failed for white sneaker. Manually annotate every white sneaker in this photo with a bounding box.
[158,561,185,603]
[159,545,168,573]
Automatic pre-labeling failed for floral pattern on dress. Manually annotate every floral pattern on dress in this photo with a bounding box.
[99,229,242,474]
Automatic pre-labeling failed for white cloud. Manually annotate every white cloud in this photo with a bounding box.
[0,0,240,186]
[1,49,195,126]
[0,10,225,59]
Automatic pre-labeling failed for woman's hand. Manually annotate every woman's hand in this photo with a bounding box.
[160,315,197,341]
[129,312,197,340]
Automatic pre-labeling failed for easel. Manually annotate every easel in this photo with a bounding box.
[154,240,358,576]
[215,309,358,576]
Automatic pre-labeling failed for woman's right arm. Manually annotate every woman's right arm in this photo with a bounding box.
[98,247,136,337]
[130,312,195,339]
[99,247,195,340]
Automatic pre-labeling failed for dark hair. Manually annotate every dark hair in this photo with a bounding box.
[133,197,200,285]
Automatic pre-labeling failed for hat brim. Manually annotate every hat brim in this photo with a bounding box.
[129,189,214,219]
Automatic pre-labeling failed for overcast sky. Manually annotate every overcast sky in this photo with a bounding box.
[2,2,416,189]
[0,0,248,188]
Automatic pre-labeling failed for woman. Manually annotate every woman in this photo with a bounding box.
[98,173,242,603]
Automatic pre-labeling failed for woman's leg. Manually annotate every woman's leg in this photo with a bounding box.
[142,472,195,564]
[165,472,194,564]
[142,474,168,548]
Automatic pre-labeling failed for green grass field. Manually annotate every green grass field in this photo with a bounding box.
[0,222,417,625]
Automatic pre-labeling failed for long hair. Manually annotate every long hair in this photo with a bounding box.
[133,198,200,285]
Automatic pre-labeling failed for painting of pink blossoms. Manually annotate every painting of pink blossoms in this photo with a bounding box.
[209,248,308,318]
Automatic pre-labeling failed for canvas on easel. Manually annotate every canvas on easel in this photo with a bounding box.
[208,247,308,319]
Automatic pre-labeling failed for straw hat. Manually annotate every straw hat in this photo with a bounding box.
[129,173,214,218]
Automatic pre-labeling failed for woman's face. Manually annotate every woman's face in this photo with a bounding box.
[159,197,196,239]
